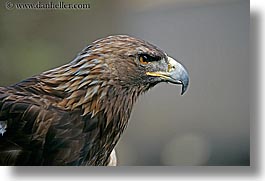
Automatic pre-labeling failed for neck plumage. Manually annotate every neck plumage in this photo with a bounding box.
[38,64,149,165]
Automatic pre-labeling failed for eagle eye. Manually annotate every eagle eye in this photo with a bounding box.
[139,54,160,65]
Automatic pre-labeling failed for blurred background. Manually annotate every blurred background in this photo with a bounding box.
[0,0,249,165]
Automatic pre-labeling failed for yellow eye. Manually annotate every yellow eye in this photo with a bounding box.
[139,54,160,65]
[139,56,149,65]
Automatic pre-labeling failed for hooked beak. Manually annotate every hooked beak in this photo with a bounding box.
[146,56,189,95]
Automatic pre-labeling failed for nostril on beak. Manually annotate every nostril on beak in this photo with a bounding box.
[168,64,176,72]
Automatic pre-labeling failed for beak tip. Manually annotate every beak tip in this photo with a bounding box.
[181,86,187,95]
[181,90,185,95]
[180,78,189,95]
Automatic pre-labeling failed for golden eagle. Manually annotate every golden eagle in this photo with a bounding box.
[0,35,189,166]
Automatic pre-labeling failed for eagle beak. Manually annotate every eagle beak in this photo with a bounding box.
[146,56,189,95]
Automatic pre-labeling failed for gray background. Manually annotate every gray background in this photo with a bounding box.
[0,0,249,165]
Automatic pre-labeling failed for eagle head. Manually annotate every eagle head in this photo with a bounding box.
[84,35,189,95]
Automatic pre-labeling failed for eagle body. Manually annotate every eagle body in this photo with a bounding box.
[0,35,189,166]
